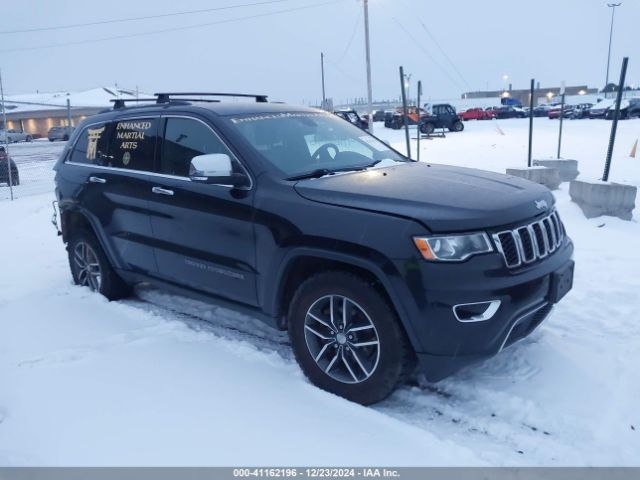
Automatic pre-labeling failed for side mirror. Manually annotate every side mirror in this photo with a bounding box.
[189,153,248,187]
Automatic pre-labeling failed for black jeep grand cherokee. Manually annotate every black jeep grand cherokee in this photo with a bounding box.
[53,93,574,404]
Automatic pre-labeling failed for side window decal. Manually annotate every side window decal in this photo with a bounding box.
[86,126,106,161]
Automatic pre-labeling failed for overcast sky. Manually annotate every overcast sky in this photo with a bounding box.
[1,0,638,104]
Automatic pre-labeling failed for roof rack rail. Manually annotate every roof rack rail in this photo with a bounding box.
[110,98,158,109]
[154,92,269,103]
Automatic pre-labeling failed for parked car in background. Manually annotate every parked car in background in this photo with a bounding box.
[589,100,615,119]
[494,106,526,119]
[48,126,75,142]
[372,110,385,122]
[548,104,574,119]
[458,107,487,121]
[334,109,369,130]
[383,110,395,128]
[419,104,464,133]
[389,107,425,129]
[604,98,640,119]
[533,104,552,117]
[484,107,496,119]
[568,103,593,119]
[626,98,640,118]
[0,128,33,143]
[0,146,19,186]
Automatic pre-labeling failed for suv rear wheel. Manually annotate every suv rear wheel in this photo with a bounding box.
[288,271,415,404]
[68,230,131,300]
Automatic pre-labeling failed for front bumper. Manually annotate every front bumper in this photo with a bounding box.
[391,237,574,382]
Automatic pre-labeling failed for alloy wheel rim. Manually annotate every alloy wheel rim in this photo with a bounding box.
[303,294,380,384]
[73,241,101,291]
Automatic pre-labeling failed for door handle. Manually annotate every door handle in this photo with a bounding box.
[152,186,174,196]
[89,176,106,184]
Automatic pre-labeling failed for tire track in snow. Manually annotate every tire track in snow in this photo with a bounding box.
[127,286,579,464]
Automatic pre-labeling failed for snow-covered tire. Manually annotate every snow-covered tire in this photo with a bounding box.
[288,271,415,405]
[68,229,131,301]
[420,122,435,135]
[450,121,464,132]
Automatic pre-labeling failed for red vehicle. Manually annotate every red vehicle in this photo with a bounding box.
[483,107,496,119]
[458,107,486,121]
[459,107,494,121]
[548,104,573,119]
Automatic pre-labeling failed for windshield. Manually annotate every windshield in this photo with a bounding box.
[228,111,408,178]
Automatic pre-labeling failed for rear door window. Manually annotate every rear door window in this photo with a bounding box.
[106,118,159,172]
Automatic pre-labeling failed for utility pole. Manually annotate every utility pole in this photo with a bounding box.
[557,82,566,159]
[321,52,326,110]
[363,0,373,133]
[527,78,535,168]
[603,57,629,182]
[66,98,72,128]
[416,80,422,162]
[605,3,622,93]
[0,69,13,200]
[399,66,411,159]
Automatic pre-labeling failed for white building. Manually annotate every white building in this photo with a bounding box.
[1,87,143,137]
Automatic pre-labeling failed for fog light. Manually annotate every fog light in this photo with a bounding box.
[453,300,501,322]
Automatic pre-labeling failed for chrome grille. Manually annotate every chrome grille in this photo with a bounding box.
[493,211,566,268]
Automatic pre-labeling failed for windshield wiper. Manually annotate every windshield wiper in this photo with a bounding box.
[286,168,335,181]
[286,166,368,181]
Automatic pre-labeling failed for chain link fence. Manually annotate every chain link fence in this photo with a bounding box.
[0,139,66,201]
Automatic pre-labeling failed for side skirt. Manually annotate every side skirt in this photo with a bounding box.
[117,270,280,330]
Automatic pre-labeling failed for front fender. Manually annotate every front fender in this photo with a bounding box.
[263,246,423,354]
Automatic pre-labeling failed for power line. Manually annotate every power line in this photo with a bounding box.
[334,9,362,65]
[0,0,291,35]
[390,16,466,92]
[0,1,342,53]
[416,19,471,91]
[398,0,471,91]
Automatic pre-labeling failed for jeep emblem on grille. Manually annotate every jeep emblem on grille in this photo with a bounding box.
[534,199,548,210]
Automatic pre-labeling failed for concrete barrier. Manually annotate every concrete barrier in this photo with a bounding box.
[505,167,561,190]
[569,180,637,221]
[532,159,579,182]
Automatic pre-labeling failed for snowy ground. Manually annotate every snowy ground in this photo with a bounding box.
[1,118,639,466]
[0,140,66,200]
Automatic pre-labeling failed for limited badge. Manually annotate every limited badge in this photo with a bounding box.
[122,152,131,166]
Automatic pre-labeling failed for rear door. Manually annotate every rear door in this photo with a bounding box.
[66,117,160,275]
[147,115,258,306]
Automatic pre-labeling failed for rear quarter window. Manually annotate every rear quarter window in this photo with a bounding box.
[67,123,111,165]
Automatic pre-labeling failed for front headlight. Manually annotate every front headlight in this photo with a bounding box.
[413,232,493,262]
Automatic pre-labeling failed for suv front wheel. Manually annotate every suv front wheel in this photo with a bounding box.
[68,230,131,300]
[288,271,415,404]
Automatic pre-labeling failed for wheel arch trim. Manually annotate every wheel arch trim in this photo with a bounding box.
[265,247,422,352]
[59,204,124,271]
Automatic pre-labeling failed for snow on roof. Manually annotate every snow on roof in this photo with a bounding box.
[1,87,145,113]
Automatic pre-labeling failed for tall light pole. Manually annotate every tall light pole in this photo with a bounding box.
[363,0,373,133]
[605,3,622,92]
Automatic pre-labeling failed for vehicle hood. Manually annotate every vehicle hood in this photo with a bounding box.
[293,162,555,232]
